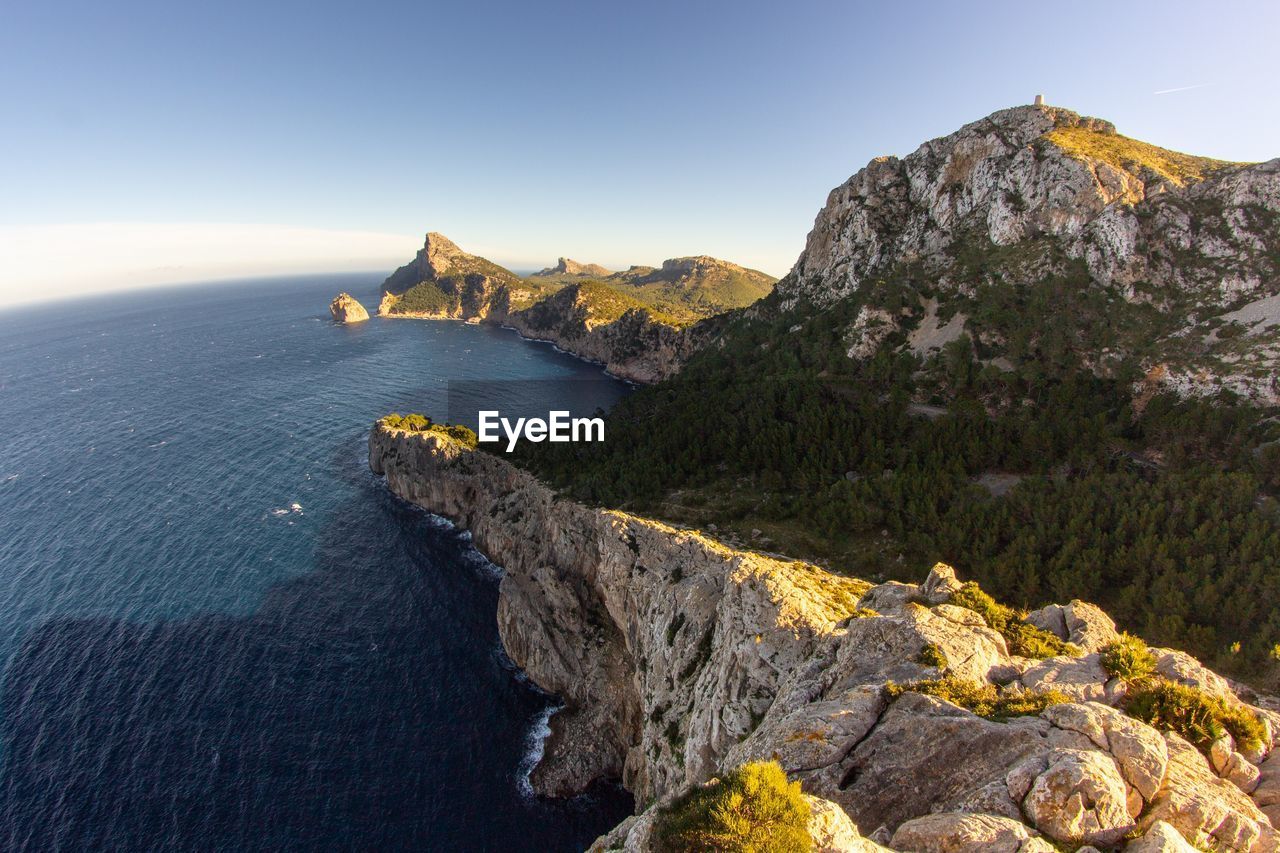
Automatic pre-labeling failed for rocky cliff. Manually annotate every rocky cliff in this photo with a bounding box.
[780,103,1280,404]
[370,423,1280,851]
[329,292,369,323]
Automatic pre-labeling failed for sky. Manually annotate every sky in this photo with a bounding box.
[2,0,1278,305]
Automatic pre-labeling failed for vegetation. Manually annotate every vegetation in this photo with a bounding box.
[916,642,949,669]
[380,413,479,448]
[652,761,811,853]
[1124,679,1267,755]
[384,281,455,315]
[949,582,1079,659]
[886,676,1068,720]
[1044,126,1245,186]
[1100,634,1158,683]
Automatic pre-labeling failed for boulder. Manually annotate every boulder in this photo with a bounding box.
[1021,655,1112,703]
[1125,820,1197,852]
[1041,702,1169,803]
[1062,601,1120,652]
[921,562,965,604]
[805,795,891,852]
[1021,748,1135,845]
[889,811,1040,852]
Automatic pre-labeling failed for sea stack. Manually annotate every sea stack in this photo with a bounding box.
[329,293,370,323]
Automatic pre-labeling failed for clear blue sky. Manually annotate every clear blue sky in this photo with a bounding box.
[2,0,1277,299]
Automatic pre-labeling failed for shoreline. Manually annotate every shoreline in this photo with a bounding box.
[377,309,643,385]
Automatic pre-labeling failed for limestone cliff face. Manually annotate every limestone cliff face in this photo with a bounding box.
[783,103,1280,403]
[502,285,713,383]
[329,292,369,323]
[370,424,1280,852]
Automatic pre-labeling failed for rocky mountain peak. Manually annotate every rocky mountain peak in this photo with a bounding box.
[780,102,1278,402]
[419,231,469,278]
[533,257,613,277]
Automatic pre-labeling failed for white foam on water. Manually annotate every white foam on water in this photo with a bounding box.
[517,701,562,798]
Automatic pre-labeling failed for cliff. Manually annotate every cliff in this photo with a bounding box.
[779,103,1280,404]
[329,292,369,323]
[370,423,1280,851]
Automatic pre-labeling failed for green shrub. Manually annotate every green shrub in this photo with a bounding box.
[1124,679,1267,755]
[916,642,949,670]
[653,761,811,853]
[949,583,1080,659]
[380,414,478,448]
[1100,634,1158,682]
[886,676,1068,720]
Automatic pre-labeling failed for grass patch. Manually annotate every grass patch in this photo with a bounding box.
[1045,125,1244,186]
[886,676,1068,720]
[1100,634,1158,682]
[1124,679,1267,755]
[949,583,1080,659]
[916,642,949,670]
[653,761,810,853]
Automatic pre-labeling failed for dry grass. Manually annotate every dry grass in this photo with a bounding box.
[1045,126,1246,186]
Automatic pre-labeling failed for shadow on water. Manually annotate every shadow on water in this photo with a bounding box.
[0,463,632,852]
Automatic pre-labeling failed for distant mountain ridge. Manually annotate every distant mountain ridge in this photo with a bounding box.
[376,233,775,381]
[532,257,613,278]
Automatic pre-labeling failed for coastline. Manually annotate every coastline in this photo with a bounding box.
[368,422,1280,851]
[378,309,647,384]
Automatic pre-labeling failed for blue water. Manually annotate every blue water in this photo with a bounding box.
[0,275,633,851]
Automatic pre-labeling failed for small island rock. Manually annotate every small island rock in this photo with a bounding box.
[329,293,369,323]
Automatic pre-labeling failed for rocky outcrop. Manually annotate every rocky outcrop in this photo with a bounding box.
[368,425,1280,851]
[781,103,1280,404]
[533,257,613,278]
[328,292,369,323]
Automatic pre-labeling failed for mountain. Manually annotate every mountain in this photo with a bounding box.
[514,103,1280,697]
[780,104,1280,404]
[603,256,777,320]
[532,257,614,278]
[378,231,553,318]
[376,233,774,380]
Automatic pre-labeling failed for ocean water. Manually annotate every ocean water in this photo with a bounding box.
[0,275,633,851]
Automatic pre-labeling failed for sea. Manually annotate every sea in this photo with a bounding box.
[0,274,634,851]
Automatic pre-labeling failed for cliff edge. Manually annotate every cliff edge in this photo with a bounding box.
[370,422,1280,851]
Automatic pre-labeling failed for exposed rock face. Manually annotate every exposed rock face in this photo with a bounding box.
[328,292,369,323]
[781,104,1280,404]
[368,425,1280,851]
[533,257,613,278]
[501,284,716,383]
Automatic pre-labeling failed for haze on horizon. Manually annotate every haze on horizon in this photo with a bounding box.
[3,0,1278,306]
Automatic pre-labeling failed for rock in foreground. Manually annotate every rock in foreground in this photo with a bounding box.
[329,292,369,323]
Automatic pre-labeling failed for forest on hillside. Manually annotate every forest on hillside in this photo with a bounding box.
[513,289,1280,687]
